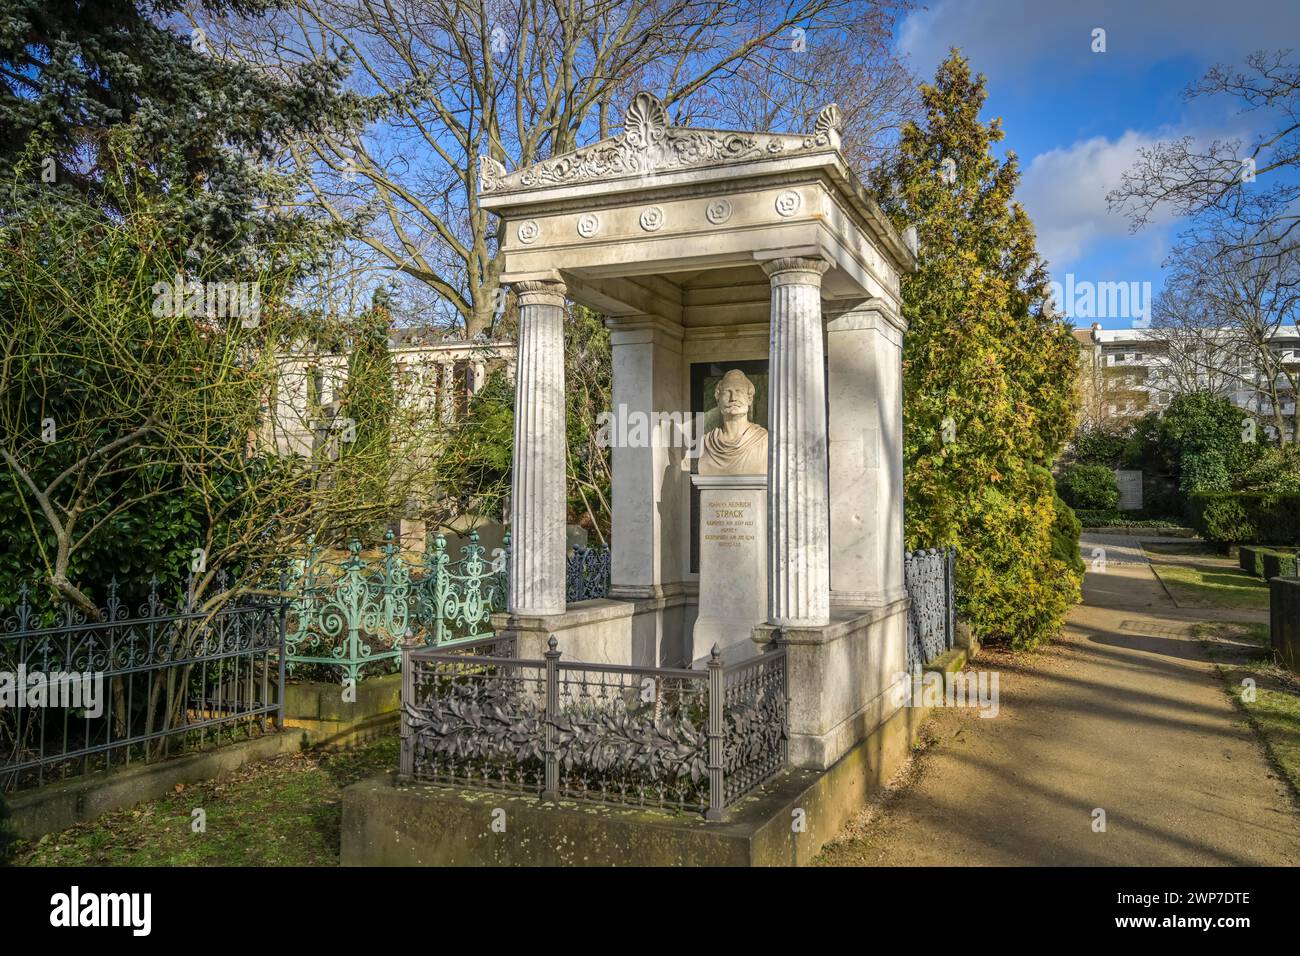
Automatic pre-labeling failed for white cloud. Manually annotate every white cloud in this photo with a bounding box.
[1019,131,1163,267]
[1019,117,1259,269]
[893,0,1297,277]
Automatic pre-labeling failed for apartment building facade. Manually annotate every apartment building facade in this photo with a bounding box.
[1074,324,1300,442]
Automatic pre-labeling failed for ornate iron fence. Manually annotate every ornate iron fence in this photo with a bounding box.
[905,547,957,674]
[400,639,787,819]
[1,578,285,793]
[414,533,507,646]
[285,530,611,683]
[566,544,611,602]
[285,535,414,684]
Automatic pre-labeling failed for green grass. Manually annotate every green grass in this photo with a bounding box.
[1194,620,1271,662]
[1143,546,1272,610]
[13,735,398,867]
[1244,690,1300,796]
[1196,622,1300,801]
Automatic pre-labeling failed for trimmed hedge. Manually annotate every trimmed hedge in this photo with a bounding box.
[1264,551,1298,580]
[1189,493,1300,546]
[1074,509,1185,529]
[1238,545,1299,580]
[1057,464,1119,510]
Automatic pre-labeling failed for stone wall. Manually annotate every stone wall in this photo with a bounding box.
[755,599,909,770]
[283,673,402,747]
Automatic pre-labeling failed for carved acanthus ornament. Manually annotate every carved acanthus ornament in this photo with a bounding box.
[478,156,508,194]
[479,93,844,194]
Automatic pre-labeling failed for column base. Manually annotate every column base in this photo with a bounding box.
[830,586,909,608]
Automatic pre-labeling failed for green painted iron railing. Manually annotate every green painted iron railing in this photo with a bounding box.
[412,532,507,646]
[284,530,507,684]
[285,530,610,683]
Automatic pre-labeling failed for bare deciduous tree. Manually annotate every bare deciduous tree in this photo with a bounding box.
[1108,49,1300,263]
[1149,222,1300,443]
[192,0,916,336]
[0,179,456,617]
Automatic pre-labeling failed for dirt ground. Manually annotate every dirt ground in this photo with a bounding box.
[816,534,1300,866]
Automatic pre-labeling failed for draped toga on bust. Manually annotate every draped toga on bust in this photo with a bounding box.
[699,420,768,475]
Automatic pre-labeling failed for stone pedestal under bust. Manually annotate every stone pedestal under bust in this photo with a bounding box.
[690,474,767,665]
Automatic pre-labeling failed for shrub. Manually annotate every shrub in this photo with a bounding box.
[1239,545,1266,577]
[1057,465,1119,510]
[1051,496,1084,575]
[1238,545,1298,579]
[953,480,1081,651]
[1233,446,1300,495]
[1074,510,1185,529]
[1159,393,1266,497]
[432,370,513,521]
[1263,550,1299,580]
[1070,424,1134,468]
[1179,449,1231,496]
[1190,493,1300,546]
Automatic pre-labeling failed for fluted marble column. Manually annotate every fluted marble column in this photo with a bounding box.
[509,280,568,615]
[763,257,831,627]
[439,361,455,423]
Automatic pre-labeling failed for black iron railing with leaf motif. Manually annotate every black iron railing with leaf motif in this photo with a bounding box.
[400,638,787,819]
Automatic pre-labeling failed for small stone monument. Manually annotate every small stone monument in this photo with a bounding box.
[691,370,768,664]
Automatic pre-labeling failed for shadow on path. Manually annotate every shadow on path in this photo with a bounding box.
[817,535,1300,866]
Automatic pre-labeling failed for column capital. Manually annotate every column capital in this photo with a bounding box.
[824,299,908,339]
[513,279,568,307]
[761,257,831,286]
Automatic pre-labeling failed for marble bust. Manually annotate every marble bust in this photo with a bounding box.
[699,369,768,475]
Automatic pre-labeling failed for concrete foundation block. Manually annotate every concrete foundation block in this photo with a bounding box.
[492,593,687,667]
[753,598,909,771]
[283,672,402,747]
[341,692,930,867]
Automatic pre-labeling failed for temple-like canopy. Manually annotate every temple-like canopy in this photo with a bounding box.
[480,92,916,325]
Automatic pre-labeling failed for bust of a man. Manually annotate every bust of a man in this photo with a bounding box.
[699,369,768,475]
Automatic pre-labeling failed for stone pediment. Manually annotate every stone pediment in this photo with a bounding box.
[480,93,842,195]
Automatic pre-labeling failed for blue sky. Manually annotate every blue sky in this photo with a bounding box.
[892,0,1300,329]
